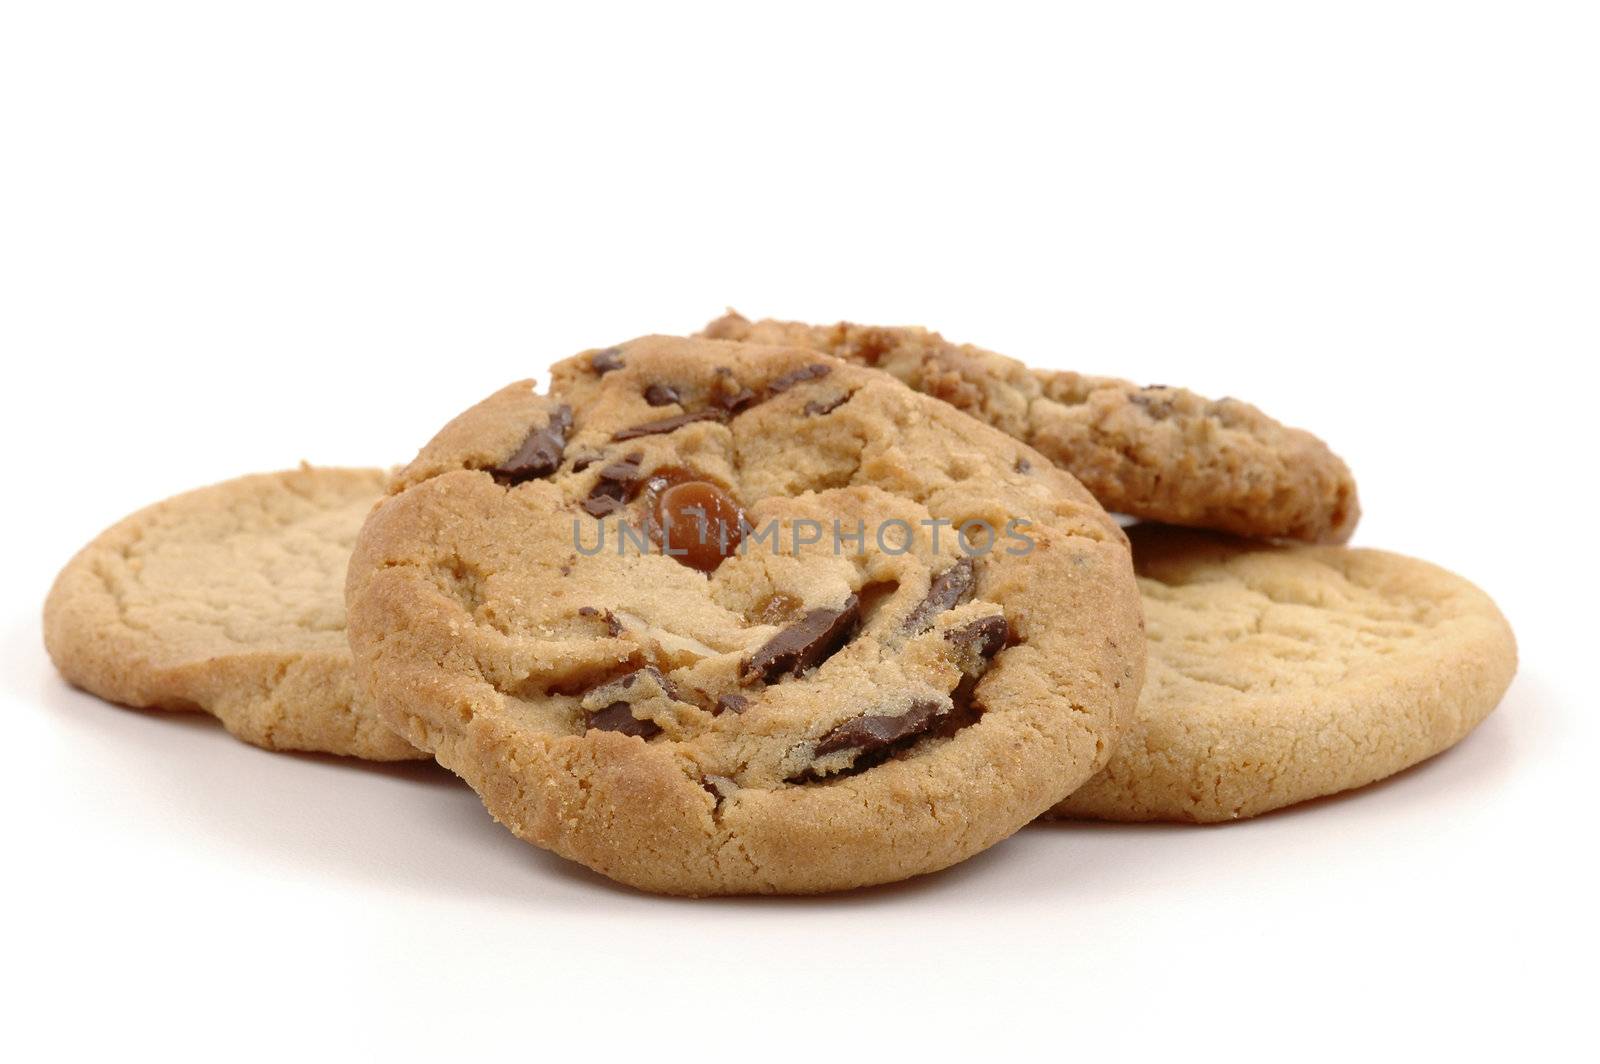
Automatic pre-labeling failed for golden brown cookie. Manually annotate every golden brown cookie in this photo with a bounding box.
[1052,524,1515,822]
[701,312,1359,544]
[347,335,1144,895]
[44,466,421,760]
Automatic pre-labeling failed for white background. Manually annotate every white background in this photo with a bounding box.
[2,3,1595,1060]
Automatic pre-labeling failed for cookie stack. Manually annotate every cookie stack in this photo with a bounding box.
[43,317,1516,895]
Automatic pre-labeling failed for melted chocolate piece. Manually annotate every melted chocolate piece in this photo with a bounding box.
[902,558,976,635]
[753,592,802,626]
[644,383,681,407]
[612,410,724,442]
[655,480,745,572]
[804,394,848,417]
[946,614,1009,661]
[814,699,944,757]
[582,452,645,517]
[585,701,661,738]
[740,596,861,684]
[714,693,749,716]
[590,348,625,375]
[490,406,572,485]
[638,465,698,500]
[768,363,831,393]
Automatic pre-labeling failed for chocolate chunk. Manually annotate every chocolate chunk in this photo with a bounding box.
[571,453,602,473]
[804,394,848,417]
[787,694,983,783]
[741,596,861,684]
[637,465,696,500]
[580,664,683,738]
[768,363,831,393]
[714,693,749,716]
[585,701,661,738]
[902,558,976,635]
[1014,456,1031,474]
[490,406,572,485]
[611,410,725,442]
[582,452,645,517]
[590,348,625,375]
[946,614,1009,661]
[814,700,944,757]
[643,383,681,407]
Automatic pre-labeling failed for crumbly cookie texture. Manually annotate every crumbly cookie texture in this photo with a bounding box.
[348,335,1144,895]
[43,466,421,761]
[700,312,1359,544]
[1052,524,1516,822]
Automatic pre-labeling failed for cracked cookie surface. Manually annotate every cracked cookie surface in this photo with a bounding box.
[700,312,1359,543]
[347,335,1144,895]
[44,466,421,760]
[1052,524,1515,822]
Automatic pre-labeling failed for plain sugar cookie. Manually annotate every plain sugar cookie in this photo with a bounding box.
[1052,524,1515,822]
[44,466,421,760]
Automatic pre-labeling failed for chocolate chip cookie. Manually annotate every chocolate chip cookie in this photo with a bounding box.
[700,312,1359,544]
[44,466,422,760]
[1052,524,1515,822]
[347,335,1144,895]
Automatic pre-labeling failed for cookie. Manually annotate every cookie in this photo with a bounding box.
[1052,524,1515,822]
[44,466,422,761]
[347,335,1144,895]
[700,312,1359,544]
